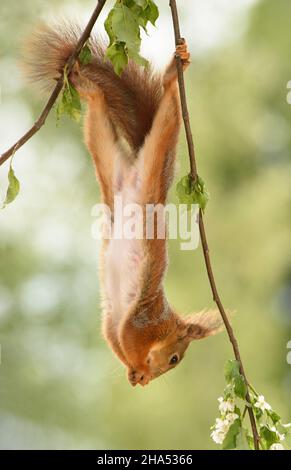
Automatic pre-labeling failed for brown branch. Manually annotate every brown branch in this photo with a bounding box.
[169,0,260,450]
[0,0,107,168]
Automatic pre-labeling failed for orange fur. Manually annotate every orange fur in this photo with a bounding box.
[24,24,224,386]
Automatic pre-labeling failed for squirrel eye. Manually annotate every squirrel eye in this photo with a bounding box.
[169,354,179,365]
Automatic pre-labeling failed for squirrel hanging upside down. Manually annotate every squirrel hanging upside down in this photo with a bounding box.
[24,23,223,386]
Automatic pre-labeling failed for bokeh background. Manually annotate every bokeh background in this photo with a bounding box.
[0,0,291,450]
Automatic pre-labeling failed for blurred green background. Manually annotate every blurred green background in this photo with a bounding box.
[0,0,291,450]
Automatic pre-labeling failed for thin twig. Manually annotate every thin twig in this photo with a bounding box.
[169,0,260,450]
[0,0,107,168]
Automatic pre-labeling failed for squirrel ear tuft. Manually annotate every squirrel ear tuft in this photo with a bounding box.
[186,310,225,340]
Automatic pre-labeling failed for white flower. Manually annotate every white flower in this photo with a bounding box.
[218,397,235,414]
[211,430,225,445]
[270,426,285,442]
[211,413,240,445]
[254,395,271,412]
[211,400,240,446]
[215,417,230,434]
[226,413,240,425]
[270,443,284,450]
[211,418,230,445]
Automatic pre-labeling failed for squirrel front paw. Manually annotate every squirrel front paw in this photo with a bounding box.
[127,366,151,387]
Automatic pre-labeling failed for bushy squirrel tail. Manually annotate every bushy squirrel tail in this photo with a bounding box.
[23,22,162,151]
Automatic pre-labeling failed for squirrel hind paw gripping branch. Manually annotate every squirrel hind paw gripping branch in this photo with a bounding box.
[24,24,223,386]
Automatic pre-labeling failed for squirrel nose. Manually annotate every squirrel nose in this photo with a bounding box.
[139,375,150,386]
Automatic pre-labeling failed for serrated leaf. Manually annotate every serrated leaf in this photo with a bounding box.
[2,161,20,209]
[222,419,241,450]
[79,44,92,65]
[234,374,247,399]
[106,42,128,76]
[224,359,240,384]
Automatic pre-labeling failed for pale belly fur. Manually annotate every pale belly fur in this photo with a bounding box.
[103,177,145,324]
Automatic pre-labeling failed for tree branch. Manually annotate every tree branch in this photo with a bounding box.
[169,0,260,450]
[0,0,107,168]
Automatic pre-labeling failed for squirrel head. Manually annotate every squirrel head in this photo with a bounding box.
[143,310,223,384]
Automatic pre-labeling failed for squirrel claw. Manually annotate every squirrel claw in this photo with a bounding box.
[175,40,190,68]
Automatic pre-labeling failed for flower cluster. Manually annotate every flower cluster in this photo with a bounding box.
[211,360,291,450]
[211,397,239,445]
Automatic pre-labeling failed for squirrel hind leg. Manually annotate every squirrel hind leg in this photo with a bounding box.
[113,149,136,193]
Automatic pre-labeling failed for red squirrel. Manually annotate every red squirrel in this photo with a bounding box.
[24,23,223,386]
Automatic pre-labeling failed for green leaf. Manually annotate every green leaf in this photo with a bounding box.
[267,409,281,425]
[106,42,128,76]
[234,405,242,418]
[111,4,141,49]
[130,3,149,31]
[176,174,210,212]
[260,425,279,449]
[136,15,148,31]
[57,81,82,122]
[79,44,92,65]
[104,1,159,72]
[2,160,20,209]
[145,0,159,25]
[234,374,247,399]
[195,175,210,212]
[224,360,247,399]
[104,9,115,45]
[224,359,240,384]
[222,419,241,450]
